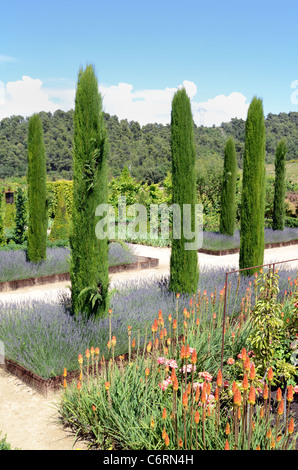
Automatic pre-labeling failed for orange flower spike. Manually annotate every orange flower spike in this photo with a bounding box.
[150,417,155,429]
[180,345,186,359]
[288,417,294,435]
[249,363,256,380]
[185,344,190,359]
[277,399,284,416]
[224,440,230,450]
[77,380,81,391]
[105,381,110,391]
[145,367,150,377]
[232,381,238,394]
[276,387,282,402]
[196,318,200,326]
[206,382,211,395]
[233,389,241,407]
[214,387,219,401]
[90,346,95,355]
[178,438,183,448]
[165,434,170,447]
[85,348,90,359]
[216,370,223,388]
[173,319,177,330]
[63,378,67,389]
[111,336,116,347]
[267,367,273,382]
[263,383,268,400]
[241,348,247,362]
[147,341,152,353]
[107,340,111,350]
[195,384,200,403]
[201,382,207,404]
[168,313,172,323]
[94,347,99,356]
[244,357,250,372]
[225,422,230,435]
[173,377,179,391]
[186,382,191,395]
[248,386,256,405]
[78,354,83,364]
[287,385,294,403]
[260,406,265,419]
[162,407,167,420]
[63,368,67,377]
[171,367,176,381]
[182,391,188,409]
[191,349,197,365]
[194,410,200,424]
[242,373,249,391]
[162,426,166,439]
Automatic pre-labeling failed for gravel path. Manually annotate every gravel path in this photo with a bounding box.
[0,243,297,450]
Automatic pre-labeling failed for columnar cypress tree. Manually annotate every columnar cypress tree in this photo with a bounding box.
[70,65,109,318]
[272,139,287,231]
[239,97,266,275]
[27,114,47,262]
[219,137,237,236]
[13,186,27,244]
[169,88,199,294]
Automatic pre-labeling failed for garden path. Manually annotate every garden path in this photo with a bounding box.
[0,243,297,450]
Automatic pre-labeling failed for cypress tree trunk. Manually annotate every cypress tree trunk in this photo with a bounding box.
[239,97,266,275]
[272,139,287,231]
[220,137,237,236]
[27,114,47,262]
[0,191,5,246]
[70,65,109,318]
[169,88,199,294]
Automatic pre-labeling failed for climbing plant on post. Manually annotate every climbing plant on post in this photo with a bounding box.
[239,97,266,275]
[272,139,287,231]
[27,114,47,262]
[169,88,199,294]
[219,137,237,236]
[70,64,109,318]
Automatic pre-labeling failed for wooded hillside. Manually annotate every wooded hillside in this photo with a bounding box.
[0,110,297,183]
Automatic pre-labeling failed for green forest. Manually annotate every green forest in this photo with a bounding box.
[0,109,297,183]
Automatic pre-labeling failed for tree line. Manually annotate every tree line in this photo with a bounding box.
[0,108,297,183]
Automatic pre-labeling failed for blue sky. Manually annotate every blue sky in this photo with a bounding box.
[0,0,297,125]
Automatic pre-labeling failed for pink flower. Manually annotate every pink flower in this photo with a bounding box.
[294,385,298,394]
[193,382,204,390]
[158,377,172,391]
[189,347,196,355]
[227,358,235,365]
[198,371,213,382]
[157,357,178,368]
[180,364,196,374]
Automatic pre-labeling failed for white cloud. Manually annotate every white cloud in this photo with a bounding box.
[0,75,75,120]
[0,75,249,127]
[0,54,16,64]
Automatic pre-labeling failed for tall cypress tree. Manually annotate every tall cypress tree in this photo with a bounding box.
[239,97,266,275]
[0,191,5,246]
[27,114,47,262]
[169,88,199,294]
[272,139,287,231]
[70,65,109,318]
[219,137,237,236]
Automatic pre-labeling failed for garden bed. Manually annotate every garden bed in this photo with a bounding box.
[0,255,159,292]
[198,236,298,256]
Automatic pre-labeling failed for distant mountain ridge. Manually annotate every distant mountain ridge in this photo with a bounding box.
[0,110,297,183]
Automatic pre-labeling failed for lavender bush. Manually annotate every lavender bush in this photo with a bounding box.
[0,242,137,283]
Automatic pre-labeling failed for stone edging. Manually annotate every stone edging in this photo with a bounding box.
[0,256,159,292]
[198,238,298,256]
